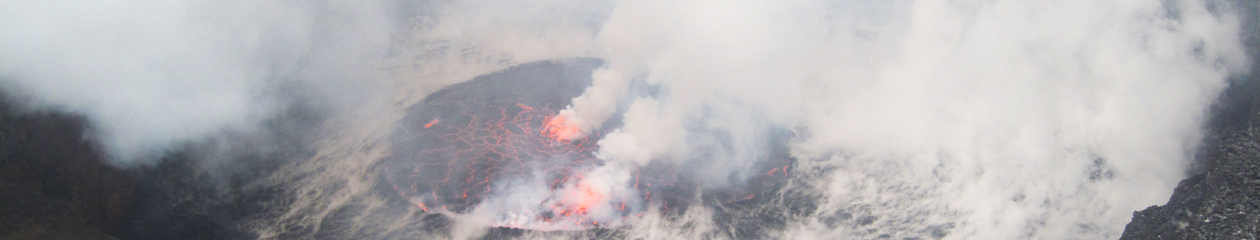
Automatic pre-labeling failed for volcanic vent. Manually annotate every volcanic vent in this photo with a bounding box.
[383,58,633,230]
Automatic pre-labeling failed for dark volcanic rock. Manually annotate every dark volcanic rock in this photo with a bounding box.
[0,182,118,240]
[0,105,133,239]
[1119,128,1260,240]
[115,103,322,240]
[1119,3,1260,239]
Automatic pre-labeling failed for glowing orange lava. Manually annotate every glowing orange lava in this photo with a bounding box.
[384,59,698,230]
[542,115,581,141]
[564,180,603,214]
[386,98,796,229]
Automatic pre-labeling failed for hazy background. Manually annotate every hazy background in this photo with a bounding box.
[0,0,1254,239]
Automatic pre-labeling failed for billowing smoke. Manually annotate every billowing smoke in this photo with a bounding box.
[0,0,393,165]
[552,0,1249,238]
[0,0,1253,239]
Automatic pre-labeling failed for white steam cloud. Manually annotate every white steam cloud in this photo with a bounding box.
[0,0,393,165]
[0,0,1252,239]
[554,0,1249,238]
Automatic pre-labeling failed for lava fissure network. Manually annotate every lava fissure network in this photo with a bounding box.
[3,0,1257,239]
[382,58,797,232]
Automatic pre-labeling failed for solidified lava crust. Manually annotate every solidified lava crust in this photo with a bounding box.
[381,58,802,233]
[382,58,624,229]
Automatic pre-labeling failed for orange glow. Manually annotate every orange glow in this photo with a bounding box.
[542,115,581,141]
[570,182,603,212]
[392,98,676,230]
[552,180,605,220]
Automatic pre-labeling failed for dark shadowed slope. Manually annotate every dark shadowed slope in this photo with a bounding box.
[1118,1,1260,239]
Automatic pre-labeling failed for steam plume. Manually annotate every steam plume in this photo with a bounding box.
[0,0,1253,239]
[557,0,1249,238]
[0,0,393,165]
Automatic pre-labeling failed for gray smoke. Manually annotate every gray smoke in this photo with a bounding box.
[547,0,1251,238]
[0,0,1253,239]
[0,0,394,165]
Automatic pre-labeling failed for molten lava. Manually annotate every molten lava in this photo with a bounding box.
[542,115,581,141]
[384,100,632,229]
[381,59,795,231]
[552,176,604,218]
[381,59,634,230]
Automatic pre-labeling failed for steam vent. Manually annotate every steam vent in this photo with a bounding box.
[382,58,622,230]
[1,1,1258,239]
[381,58,799,233]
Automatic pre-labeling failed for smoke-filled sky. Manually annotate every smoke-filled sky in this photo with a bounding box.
[0,0,393,163]
[0,0,1253,239]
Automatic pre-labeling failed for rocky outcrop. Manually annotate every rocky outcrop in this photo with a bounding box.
[0,107,135,239]
[1119,127,1260,239]
[1119,3,1260,234]
[1119,2,1260,238]
[0,181,119,240]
